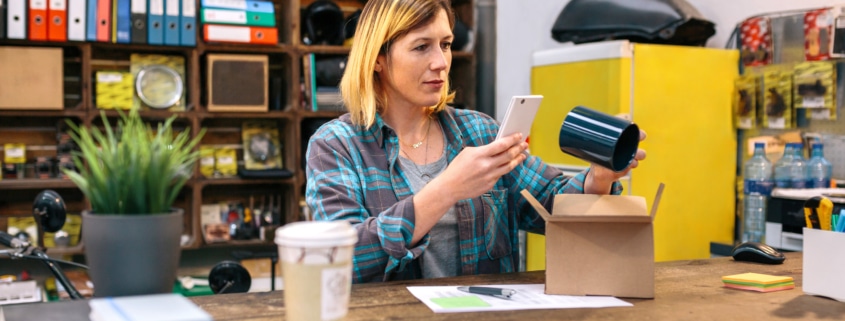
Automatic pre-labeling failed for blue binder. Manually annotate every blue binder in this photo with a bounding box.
[115,0,130,43]
[200,0,273,13]
[179,0,195,46]
[163,0,179,45]
[147,0,164,44]
[86,0,97,40]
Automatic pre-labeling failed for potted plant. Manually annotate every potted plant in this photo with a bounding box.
[63,110,205,297]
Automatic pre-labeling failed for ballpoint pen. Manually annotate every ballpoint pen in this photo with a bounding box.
[456,286,517,300]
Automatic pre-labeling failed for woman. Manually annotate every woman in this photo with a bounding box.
[305,0,646,283]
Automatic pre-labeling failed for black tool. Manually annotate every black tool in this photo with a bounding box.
[0,190,85,299]
[209,260,252,294]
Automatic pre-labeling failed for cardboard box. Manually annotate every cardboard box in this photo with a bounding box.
[520,183,664,299]
[0,47,63,110]
[802,228,845,301]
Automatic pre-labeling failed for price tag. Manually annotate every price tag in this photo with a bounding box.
[217,156,234,165]
[810,108,832,119]
[802,96,826,108]
[200,156,215,166]
[97,72,124,83]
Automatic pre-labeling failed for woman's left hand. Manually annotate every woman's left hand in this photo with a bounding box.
[584,130,647,194]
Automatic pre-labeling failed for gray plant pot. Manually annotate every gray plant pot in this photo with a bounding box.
[82,209,183,297]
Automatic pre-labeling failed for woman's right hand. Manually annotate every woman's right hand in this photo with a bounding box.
[432,133,528,203]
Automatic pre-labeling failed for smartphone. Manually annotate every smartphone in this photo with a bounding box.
[495,95,544,141]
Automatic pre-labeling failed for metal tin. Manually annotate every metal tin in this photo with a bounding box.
[135,64,183,109]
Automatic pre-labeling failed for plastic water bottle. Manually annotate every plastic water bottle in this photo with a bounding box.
[743,142,773,243]
[807,143,832,188]
[790,143,808,189]
[773,144,794,188]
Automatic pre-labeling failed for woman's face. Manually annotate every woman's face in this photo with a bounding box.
[376,9,453,111]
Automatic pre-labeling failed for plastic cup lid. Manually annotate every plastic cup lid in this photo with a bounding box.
[275,221,358,248]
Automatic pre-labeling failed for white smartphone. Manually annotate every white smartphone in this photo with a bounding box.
[495,95,544,141]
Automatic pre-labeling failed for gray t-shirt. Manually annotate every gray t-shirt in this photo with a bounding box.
[398,149,460,279]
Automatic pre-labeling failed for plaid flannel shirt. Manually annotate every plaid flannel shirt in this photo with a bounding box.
[305,107,622,283]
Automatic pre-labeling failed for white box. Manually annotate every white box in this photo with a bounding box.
[802,228,845,301]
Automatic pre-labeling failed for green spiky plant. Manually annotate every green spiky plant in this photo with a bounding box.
[62,110,206,215]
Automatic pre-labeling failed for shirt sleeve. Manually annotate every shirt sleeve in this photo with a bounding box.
[305,128,427,283]
[510,155,624,234]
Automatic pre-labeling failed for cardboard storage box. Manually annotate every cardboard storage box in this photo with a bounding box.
[0,47,64,110]
[520,184,664,299]
[802,228,845,302]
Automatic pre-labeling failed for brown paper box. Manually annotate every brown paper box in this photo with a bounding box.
[520,183,664,299]
[0,47,63,110]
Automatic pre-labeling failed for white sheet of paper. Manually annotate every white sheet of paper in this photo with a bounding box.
[406,284,632,313]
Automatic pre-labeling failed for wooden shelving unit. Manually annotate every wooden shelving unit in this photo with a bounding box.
[0,0,477,255]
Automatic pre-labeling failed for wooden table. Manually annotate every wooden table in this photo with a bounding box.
[4,252,845,320]
[191,252,845,320]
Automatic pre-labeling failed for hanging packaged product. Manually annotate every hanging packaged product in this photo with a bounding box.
[214,147,238,177]
[241,121,283,170]
[804,8,836,61]
[793,61,836,120]
[762,68,793,129]
[734,74,758,129]
[739,16,773,67]
[199,146,217,178]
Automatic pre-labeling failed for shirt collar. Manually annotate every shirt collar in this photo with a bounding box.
[370,106,465,150]
[371,112,389,148]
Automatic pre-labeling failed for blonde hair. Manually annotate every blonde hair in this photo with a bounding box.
[341,0,456,128]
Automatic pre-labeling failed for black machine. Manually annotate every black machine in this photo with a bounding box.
[1,190,265,298]
[0,190,85,300]
[301,0,346,46]
[208,260,252,294]
[551,0,716,46]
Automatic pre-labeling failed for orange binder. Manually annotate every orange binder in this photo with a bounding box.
[95,0,110,41]
[202,24,278,45]
[29,0,48,41]
[47,0,67,41]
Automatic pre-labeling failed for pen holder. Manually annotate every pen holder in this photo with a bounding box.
[558,106,640,172]
[802,227,845,302]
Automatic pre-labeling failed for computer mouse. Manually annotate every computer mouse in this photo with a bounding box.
[731,242,785,265]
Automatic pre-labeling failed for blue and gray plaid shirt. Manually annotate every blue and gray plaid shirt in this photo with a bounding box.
[306,107,622,283]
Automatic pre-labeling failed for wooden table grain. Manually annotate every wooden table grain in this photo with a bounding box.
[190,252,845,320]
[3,252,843,320]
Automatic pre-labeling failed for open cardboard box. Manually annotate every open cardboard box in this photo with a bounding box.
[520,183,664,299]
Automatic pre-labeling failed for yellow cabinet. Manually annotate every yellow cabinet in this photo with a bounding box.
[527,41,739,267]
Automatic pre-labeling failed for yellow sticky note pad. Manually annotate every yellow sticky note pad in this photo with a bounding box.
[722,273,794,285]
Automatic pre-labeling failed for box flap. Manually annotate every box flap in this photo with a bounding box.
[549,194,651,223]
[651,183,665,219]
[520,189,552,221]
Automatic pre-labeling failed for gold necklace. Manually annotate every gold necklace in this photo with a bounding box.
[401,120,438,182]
[409,119,432,149]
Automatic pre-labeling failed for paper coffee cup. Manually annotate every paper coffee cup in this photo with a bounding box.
[275,221,358,321]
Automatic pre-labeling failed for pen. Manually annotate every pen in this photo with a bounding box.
[456,286,517,300]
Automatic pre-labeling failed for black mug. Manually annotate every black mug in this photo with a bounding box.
[559,106,640,172]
